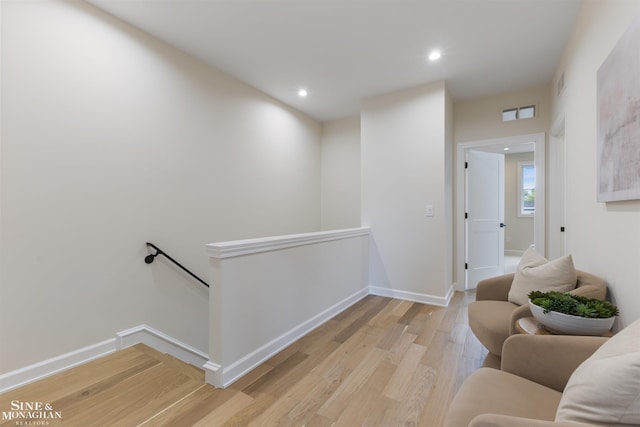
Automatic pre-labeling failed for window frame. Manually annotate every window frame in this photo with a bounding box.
[518,161,535,217]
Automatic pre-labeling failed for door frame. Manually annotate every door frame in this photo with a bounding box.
[455,132,546,291]
[548,114,566,260]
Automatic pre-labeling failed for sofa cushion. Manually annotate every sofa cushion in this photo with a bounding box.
[468,300,519,355]
[445,368,562,427]
[508,247,577,306]
[555,318,640,426]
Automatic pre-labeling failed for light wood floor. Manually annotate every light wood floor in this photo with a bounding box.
[0,291,486,426]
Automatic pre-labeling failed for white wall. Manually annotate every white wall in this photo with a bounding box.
[321,116,361,230]
[362,81,453,304]
[550,0,640,327]
[505,152,535,252]
[0,0,321,374]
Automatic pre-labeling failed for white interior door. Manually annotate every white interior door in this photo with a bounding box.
[466,150,505,289]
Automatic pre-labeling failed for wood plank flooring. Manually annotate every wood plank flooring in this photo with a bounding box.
[0,291,486,427]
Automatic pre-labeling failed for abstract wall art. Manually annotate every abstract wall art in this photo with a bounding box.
[597,12,640,202]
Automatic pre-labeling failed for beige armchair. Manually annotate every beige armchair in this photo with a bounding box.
[447,317,640,426]
[445,334,609,427]
[468,270,607,367]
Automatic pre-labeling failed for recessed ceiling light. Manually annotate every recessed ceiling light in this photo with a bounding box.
[504,147,510,151]
[298,89,308,97]
[428,50,441,61]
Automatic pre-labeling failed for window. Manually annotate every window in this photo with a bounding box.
[518,161,535,216]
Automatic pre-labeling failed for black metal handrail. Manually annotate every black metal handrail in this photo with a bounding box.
[144,242,209,288]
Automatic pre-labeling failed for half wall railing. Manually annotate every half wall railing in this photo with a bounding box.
[203,227,370,388]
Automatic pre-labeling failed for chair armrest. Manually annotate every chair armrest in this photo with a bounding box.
[470,414,595,427]
[501,334,608,392]
[509,304,533,335]
[476,273,515,301]
[569,284,606,300]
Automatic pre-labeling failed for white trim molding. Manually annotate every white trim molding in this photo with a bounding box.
[369,284,455,307]
[206,227,370,259]
[116,324,208,369]
[202,361,222,387]
[0,325,208,394]
[0,339,116,394]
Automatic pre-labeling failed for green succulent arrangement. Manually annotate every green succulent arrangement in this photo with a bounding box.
[528,291,619,319]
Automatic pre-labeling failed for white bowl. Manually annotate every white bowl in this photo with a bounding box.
[528,300,615,335]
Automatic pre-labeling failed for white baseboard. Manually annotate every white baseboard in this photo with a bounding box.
[205,286,369,388]
[443,284,456,305]
[0,325,208,395]
[0,339,116,394]
[116,324,209,369]
[369,285,454,307]
[203,361,222,387]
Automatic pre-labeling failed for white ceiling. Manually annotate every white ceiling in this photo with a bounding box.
[88,0,583,122]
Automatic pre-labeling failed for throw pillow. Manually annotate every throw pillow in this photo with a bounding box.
[555,318,640,426]
[507,247,577,306]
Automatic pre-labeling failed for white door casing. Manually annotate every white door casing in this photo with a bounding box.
[455,133,545,291]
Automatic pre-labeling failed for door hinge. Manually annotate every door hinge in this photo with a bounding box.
[465,212,468,219]
[465,161,468,169]
[560,226,565,232]
[465,263,468,270]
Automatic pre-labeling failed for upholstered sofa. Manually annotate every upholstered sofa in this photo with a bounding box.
[468,269,607,367]
[445,319,640,426]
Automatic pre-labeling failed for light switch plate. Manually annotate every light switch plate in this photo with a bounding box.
[425,204,433,217]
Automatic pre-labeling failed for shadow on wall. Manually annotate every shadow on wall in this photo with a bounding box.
[367,237,392,292]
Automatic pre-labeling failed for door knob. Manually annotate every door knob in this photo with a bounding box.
[500,223,507,228]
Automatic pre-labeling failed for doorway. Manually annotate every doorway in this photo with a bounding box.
[456,133,546,291]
